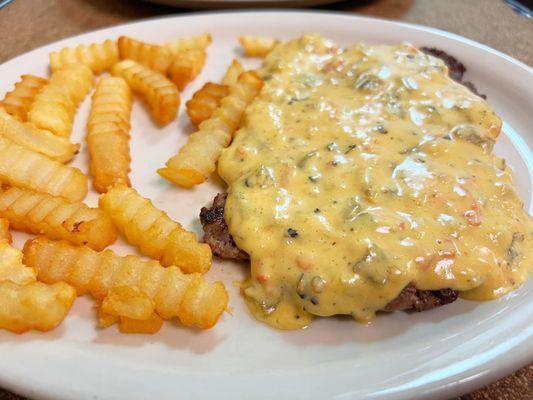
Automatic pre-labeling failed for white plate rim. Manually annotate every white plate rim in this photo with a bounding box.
[0,10,531,400]
[2,10,532,74]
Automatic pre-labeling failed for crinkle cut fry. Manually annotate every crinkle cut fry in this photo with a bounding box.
[0,136,88,202]
[28,65,94,137]
[0,108,79,163]
[221,60,244,86]
[119,312,164,334]
[99,185,211,273]
[0,218,11,244]
[101,285,154,320]
[185,60,244,127]
[165,33,212,57]
[186,83,229,126]
[0,240,35,285]
[118,36,171,74]
[49,39,119,74]
[0,281,75,333]
[23,238,229,329]
[239,36,279,57]
[96,299,164,334]
[111,59,179,126]
[157,70,263,188]
[0,74,48,121]
[87,76,132,193]
[168,49,207,91]
[0,186,117,251]
[0,241,75,333]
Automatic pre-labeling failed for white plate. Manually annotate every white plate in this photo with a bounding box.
[0,11,532,400]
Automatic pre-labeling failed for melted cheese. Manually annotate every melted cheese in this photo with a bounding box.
[217,35,533,330]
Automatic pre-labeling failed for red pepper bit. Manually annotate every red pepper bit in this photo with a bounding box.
[438,249,456,258]
[464,201,482,226]
[415,256,432,271]
[257,274,270,284]
[321,59,344,74]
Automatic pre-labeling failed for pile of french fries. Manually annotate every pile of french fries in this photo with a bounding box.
[0,32,276,335]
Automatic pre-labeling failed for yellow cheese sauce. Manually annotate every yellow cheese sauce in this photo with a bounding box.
[217,35,533,330]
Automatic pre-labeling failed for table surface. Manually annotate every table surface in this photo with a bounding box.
[0,0,531,399]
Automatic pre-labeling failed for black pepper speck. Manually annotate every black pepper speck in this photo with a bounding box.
[287,228,299,238]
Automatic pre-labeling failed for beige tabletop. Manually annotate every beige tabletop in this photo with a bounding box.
[0,0,531,399]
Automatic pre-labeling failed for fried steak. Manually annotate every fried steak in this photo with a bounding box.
[198,48,484,314]
[200,193,459,313]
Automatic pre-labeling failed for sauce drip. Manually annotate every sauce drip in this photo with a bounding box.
[218,35,533,329]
